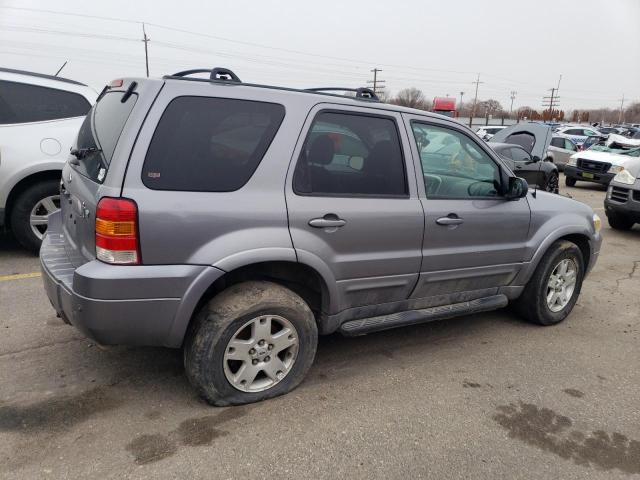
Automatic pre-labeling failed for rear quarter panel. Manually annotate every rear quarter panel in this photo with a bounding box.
[0,117,84,207]
[121,82,317,267]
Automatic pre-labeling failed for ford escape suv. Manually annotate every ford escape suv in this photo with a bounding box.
[41,68,602,406]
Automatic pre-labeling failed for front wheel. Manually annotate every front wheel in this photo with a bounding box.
[607,213,635,231]
[513,240,584,326]
[565,176,577,187]
[184,281,318,406]
[545,171,559,194]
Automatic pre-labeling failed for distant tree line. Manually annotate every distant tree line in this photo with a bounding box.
[382,87,640,124]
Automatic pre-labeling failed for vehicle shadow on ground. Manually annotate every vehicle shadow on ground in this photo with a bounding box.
[51,308,529,406]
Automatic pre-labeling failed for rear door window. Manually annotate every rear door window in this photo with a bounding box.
[550,137,564,148]
[510,147,531,163]
[0,80,91,124]
[293,111,407,197]
[73,91,138,183]
[143,97,285,192]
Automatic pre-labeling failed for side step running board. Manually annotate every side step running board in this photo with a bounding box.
[339,294,508,336]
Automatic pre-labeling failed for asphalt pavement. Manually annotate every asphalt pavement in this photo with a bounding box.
[1,175,639,479]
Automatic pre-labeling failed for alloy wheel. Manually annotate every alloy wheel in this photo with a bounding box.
[223,315,299,393]
[546,258,578,312]
[29,195,60,240]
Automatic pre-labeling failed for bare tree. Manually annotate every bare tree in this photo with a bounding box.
[376,89,392,103]
[476,99,504,116]
[392,88,430,110]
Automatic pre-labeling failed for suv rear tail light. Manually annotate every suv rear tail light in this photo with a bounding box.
[95,197,140,265]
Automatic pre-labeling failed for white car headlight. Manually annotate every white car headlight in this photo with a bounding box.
[608,165,624,174]
[592,213,601,233]
[568,157,577,166]
[613,169,636,185]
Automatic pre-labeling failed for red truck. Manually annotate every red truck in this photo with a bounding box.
[432,97,456,117]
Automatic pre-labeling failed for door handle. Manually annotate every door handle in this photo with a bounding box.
[309,215,346,228]
[436,215,463,226]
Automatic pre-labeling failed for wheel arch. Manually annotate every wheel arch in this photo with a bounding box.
[3,169,62,228]
[168,260,332,348]
[516,230,593,287]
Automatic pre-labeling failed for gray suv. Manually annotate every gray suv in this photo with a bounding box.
[41,68,602,406]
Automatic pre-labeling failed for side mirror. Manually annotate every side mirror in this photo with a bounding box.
[505,177,528,200]
[525,155,541,165]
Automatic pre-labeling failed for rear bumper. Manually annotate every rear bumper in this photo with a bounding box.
[40,211,223,347]
[564,166,614,185]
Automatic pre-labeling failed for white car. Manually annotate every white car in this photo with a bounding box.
[564,144,640,187]
[0,68,96,250]
[475,125,507,141]
[555,125,604,146]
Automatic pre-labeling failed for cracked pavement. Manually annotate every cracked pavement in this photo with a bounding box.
[1,174,639,479]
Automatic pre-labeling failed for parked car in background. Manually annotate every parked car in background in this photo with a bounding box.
[548,136,578,170]
[597,126,624,136]
[489,123,558,193]
[580,136,602,151]
[556,125,605,146]
[476,125,506,141]
[0,68,96,250]
[604,155,640,230]
[565,144,640,187]
[41,68,601,406]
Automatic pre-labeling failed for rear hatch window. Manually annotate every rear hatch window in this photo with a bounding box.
[73,91,137,183]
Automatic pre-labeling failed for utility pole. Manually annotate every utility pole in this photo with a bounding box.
[459,91,464,113]
[54,61,68,77]
[509,90,517,116]
[367,68,385,96]
[618,94,625,124]
[542,87,560,121]
[142,23,150,78]
[469,73,483,128]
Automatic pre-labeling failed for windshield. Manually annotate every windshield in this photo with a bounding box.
[73,91,137,183]
[589,145,640,157]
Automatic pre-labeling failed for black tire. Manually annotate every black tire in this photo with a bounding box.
[607,213,634,231]
[513,240,584,326]
[565,176,577,187]
[545,171,559,194]
[9,179,60,252]
[184,281,318,406]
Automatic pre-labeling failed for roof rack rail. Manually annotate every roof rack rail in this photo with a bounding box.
[165,67,241,83]
[305,87,379,101]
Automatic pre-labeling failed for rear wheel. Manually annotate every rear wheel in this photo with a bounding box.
[513,240,584,326]
[607,213,634,231]
[10,180,60,252]
[184,281,318,406]
[565,176,577,187]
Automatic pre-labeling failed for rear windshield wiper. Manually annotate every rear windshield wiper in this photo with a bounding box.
[70,147,102,158]
[69,147,103,165]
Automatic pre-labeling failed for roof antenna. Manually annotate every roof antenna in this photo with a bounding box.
[54,61,67,77]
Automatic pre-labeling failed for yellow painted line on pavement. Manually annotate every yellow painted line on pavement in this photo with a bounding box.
[0,272,41,282]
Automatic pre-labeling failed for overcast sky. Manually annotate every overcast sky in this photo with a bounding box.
[1,0,638,111]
